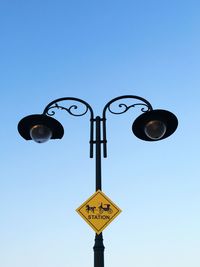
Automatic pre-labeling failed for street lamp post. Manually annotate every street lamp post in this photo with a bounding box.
[18,95,178,267]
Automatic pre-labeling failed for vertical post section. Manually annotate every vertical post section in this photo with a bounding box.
[90,118,94,158]
[94,233,105,267]
[93,116,105,267]
[102,118,107,158]
[95,116,102,191]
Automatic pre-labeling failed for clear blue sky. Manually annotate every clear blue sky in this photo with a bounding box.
[0,1,200,266]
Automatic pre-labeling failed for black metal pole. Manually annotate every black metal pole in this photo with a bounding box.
[93,116,105,267]
[95,116,102,191]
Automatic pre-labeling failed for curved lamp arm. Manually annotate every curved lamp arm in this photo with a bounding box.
[102,95,153,157]
[102,95,153,116]
[43,97,95,157]
[43,97,94,118]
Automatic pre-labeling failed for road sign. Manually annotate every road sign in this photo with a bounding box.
[76,190,121,235]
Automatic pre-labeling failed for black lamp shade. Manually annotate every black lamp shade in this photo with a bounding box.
[18,114,64,140]
[132,109,178,141]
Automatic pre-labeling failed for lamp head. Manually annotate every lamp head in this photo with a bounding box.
[18,114,64,143]
[132,109,178,141]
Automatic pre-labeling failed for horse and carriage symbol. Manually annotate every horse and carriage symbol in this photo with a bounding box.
[86,203,113,214]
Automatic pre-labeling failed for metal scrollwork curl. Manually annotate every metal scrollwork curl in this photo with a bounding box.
[108,102,151,115]
[103,95,153,118]
[43,97,94,119]
[46,102,89,117]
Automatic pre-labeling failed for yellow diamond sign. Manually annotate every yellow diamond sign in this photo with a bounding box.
[76,190,121,235]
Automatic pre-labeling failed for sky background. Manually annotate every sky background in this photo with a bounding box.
[0,1,200,266]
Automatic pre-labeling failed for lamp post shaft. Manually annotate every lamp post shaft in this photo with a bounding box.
[93,116,105,267]
[95,116,102,191]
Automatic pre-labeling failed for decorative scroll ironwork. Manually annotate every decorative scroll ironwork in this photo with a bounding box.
[103,95,153,117]
[107,102,151,115]
[45,102,89,117]
[43,97,94,118]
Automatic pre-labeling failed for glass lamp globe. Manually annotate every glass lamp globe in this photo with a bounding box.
[30,124,52,143]
[144,120,167,140]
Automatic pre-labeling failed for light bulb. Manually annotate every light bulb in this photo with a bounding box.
[30,124,52,143]
[144,120,166,140]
